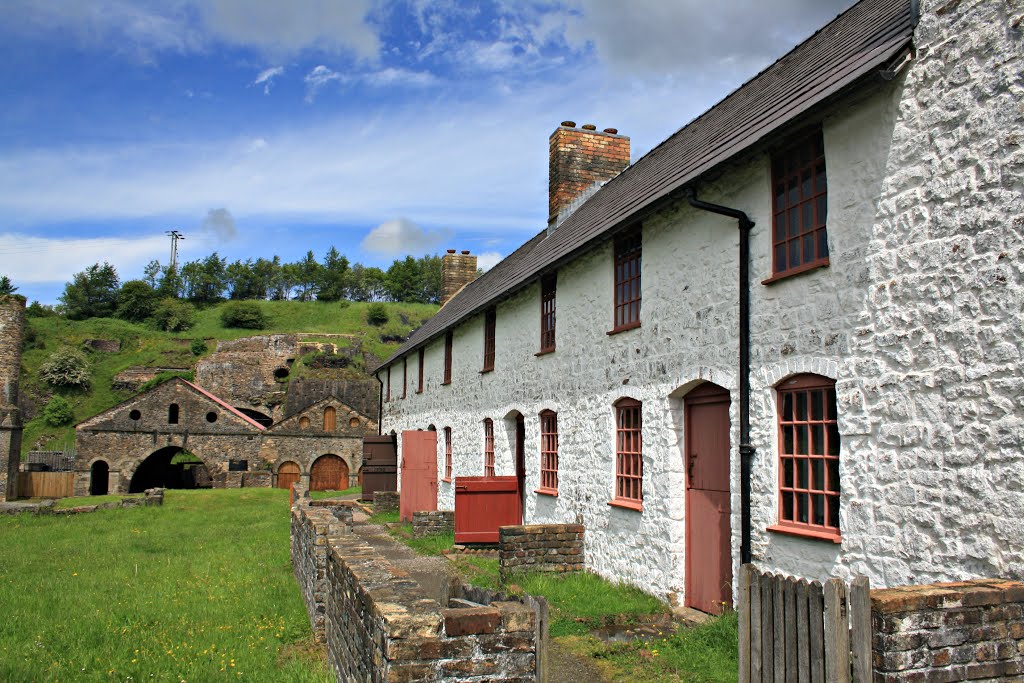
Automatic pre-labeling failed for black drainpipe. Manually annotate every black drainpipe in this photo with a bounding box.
[374,370,384,435]
[684,188,756,565]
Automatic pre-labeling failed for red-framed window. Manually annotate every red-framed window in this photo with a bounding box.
[538,410,558,494]
[612,228,642,332]
[772,374,841,541]
[443,426,452,482]
[612,398,642,508]
[443,331,453,385]
[482,308,496,372]
[401,358,407,399]
[385,367,391,402]
[483,418,495,477]
[768,129,829,280]
[539,275,556,353]
[417,348,425,393]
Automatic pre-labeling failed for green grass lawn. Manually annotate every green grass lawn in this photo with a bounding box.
[52,494,130,509]
[0,488,330,683]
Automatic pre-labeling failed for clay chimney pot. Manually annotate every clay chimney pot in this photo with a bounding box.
[561,120,576,128]
[446,249,456,254]
[581,124,597,130]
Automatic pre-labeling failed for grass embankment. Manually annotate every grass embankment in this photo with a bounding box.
[0,488,330,683]
[307,486,361,500]
[21,300,436,452]
[380,518,738,682]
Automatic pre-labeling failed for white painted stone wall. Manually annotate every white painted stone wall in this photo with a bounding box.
[380,0,1024,601]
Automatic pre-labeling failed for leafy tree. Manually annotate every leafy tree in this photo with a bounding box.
[226,259,269,300]
[292,250,321,302]
[42,395,74,427]
[269,256,294,300]
[59,262,120,319]
[348,264,388,302]
[26,301,57,318]
[151,297,196,332]
[143,260,162,288]
[0,276,17,296]
[40,347,91,389]
[180,252,227,304]
[116,279,158,323]
[366,302,389,326]
[156,264,182,299]
[385,256,424,303]
[317,247,349,301]
[220,301,267,329]
[419,254,443,304]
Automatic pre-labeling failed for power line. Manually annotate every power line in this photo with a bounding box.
[166,230,185,269]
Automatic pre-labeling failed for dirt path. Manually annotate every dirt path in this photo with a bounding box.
[546,638,609,683]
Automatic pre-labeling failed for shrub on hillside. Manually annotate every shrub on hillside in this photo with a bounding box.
[151,297,196,332]
[26,301,58,318]
[40,348,91,389]
[116,279,158,323]
[220,301,267,329]
[42,395,74,427]
[366,303,389,327]
[190,338,208,356]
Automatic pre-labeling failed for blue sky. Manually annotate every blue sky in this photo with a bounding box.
[0,0,852,305]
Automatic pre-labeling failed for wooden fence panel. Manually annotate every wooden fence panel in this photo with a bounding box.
[738,565,870,683]
[19,472,75,498]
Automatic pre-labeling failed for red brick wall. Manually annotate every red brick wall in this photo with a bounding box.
[548,124,630,224]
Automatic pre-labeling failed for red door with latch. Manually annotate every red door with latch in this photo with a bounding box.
[400,430,438,522]
[685,383,733,614]
[454,476,521,543]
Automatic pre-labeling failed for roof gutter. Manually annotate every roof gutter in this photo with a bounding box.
[683,188,756,566]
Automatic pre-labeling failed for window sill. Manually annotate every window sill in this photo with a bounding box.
[535,348,555,357]
[766,523,841,544]
[415,389,423,394]
[535,488,558,497]
[479,368,494,375]
[607,321,641,336]
[441,380,451,386]
[761,258,830,285]
[442,477,452,484]
[607,498,643,512]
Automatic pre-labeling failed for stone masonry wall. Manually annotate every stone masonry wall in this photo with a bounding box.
[291,496,542,681]
[0,296,25,502]
[871,578,1024,682]
[413,510,454,538]
[374,491,399,513]
[441,251,479,306]
[499,524,585,581]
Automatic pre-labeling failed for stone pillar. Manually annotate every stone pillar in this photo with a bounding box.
[0,296,25,502]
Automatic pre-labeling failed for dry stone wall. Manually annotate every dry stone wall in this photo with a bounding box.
[413,510,454,538]
[871,578,1024,681]
[374,491,399,513]
[499,524,584,581]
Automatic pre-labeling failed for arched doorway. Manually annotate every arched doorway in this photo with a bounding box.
[277,461,300,490]
[310,454,349,491]
[128,447,212,493]
[90,461,109,496]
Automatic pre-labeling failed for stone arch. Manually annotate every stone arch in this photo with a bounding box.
[126,445,214,493]
[310,454,350,492]
[90,460,109,496]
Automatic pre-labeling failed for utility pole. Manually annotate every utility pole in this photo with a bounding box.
[166,230,185,269]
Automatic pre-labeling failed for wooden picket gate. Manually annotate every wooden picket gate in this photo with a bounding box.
[738,564,871,683]
[19,471,75,498]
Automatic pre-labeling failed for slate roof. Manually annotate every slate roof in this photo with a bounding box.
[381,0,914,369]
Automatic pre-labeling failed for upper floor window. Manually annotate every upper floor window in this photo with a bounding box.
[386,367,391,402]
[612,227,642,333]
[323,406,336,432]
[611,398,642,510]
[443,427,452,482]
[443,331,453,385]
[482,308,496,372]
[168,403,179,425]
[417,348,425,394]
[483,418,495,477]
[402,358,407,399]
[299,416,310,429]
[773,374,840,541]
[538,410,558,494]
[539,275,556,354]
[769,129,829,280]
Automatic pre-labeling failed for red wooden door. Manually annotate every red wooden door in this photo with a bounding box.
[400,430,437,522]
[277,461,300,490]
[454,476,521,543]
[310,454,349,491]
[685,383,733,614]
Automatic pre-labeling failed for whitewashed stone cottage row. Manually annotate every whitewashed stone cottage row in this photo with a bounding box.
[374,0,1024,612]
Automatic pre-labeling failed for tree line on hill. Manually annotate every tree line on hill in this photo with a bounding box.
[25,249,447,325]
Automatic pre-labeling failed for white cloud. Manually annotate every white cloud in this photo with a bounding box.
[253,65,284,94]
[363,67,437,88]
[0,233,168,284]
[304,65,343,102]
[361,219,453,256]
[476,251,503,271]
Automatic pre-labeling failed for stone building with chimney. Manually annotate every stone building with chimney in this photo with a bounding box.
[372,0,1024,613]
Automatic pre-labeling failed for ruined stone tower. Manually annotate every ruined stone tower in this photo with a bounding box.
[0,296,25,501]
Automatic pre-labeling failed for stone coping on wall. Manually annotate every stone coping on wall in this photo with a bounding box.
[292,496,546,681]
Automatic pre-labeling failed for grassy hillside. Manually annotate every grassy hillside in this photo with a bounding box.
[20,300,436,453]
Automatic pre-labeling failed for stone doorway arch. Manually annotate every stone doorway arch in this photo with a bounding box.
[277,461,300,490]
[90,460,109,496]
[128,446,212,493]
[310,454,349,491]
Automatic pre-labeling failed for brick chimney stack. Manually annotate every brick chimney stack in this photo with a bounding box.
[548,121,630,229]
[441,249,478,306]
